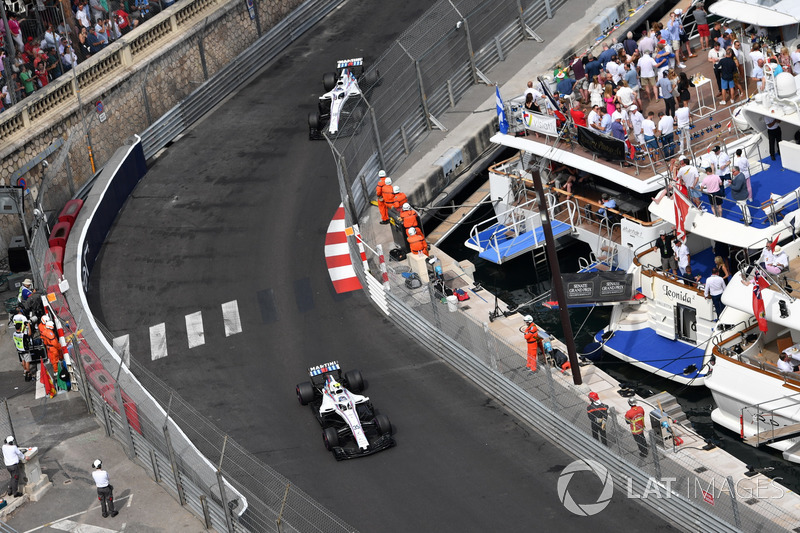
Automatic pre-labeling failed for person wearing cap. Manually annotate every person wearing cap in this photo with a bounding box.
[625,399,649,457]
[708,41,725,97]
[92,459,119,518]
[586,392,609,445]
[39,314,62,376]
[667,11,686,68]
[555,72,576,99]
[694,3,710,51]
[655,230,678,275]
[375,171,389,224]
[597,193,618,220]
[522,315,540,372]
[654,40,671,79]
[3,436,25,498]
[610,115,627,143]
[762,245,789,275]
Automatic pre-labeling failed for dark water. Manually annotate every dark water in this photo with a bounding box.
[432,170,800,493]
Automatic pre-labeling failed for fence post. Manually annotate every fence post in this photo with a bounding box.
[113,383,135,459]
[200,495,212,529]
[101,403,112,437]
[198,19,210,81]
[461,18,479,85]
[515,0,527,36]
[162,420,186,506]
[217,436,236,533]
[607,406,624,456]
[543,0,553,19]
[149,449,160,482]
[648,430,662,480]
[368,105,386,171]
[249,0,262,36]
[70,337,92,414]
[725,475,742,529]
[414,60,433,131]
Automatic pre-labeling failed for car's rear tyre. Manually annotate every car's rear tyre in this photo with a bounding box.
[323,427,339,450]
[375,414,392,435]
[344,369,364,392]
[363,69,379,88]
[296,382,315,405]
[308,111,321,130]
[322,71,337,92]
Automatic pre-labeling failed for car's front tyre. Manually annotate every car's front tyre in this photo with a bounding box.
[323,427,340,450]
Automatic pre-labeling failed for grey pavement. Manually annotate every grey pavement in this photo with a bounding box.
[0,285,204,532]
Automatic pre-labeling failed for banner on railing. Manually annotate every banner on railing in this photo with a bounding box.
[554,271,633,305]
[522,111,558,136]
[576,126,626,161]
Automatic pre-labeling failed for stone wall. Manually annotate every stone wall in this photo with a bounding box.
[0,0,304,254]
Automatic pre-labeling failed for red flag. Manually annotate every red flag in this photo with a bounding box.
[769,235,780,253]
[752,271,769,333]
[673,181,690,242]
[40,360,56,398]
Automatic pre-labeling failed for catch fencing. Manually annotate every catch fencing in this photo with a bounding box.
[345,212,799,533]
[327,0,566,215]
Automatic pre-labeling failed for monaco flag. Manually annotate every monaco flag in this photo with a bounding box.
[752,270,770,333]
[673,180,690,242]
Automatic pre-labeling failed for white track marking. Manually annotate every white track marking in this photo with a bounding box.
[112,335,130,366]
[149,323,167,360]
[35,373,44,399]
[221,300,242,337]
[22,495,131,533]
[49,519,119,532]
[185,312,205,349]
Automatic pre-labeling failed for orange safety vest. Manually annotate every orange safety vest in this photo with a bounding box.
[393,192,409,210]
[408,234,428,254]
[400,209,419,229]
[381,183,395,205]
[376,177,386,201]
[523,323,539,344]
[625,406,646,435]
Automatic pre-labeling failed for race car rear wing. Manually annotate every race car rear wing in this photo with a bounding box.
[309,361,340,376]
[336,58,363,69]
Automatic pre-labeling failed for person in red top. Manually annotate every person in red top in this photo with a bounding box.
[375,171,389,224]
[625,398,649,457]
[35,63,49,89]
[522,315,540,371]
[570,101,587,127]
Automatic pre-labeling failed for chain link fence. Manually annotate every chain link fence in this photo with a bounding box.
[327,0,565,216]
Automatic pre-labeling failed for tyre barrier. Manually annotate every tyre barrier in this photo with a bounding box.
[46,245,64,278]
[58,199,84,226]
[48,221,73,249]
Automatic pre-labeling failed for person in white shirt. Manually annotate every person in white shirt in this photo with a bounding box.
[751,59,765,92]
[778,353,797,373]
[3,436,25,498]
[734,148,751,201]
[587,105,601,132]
[792,44,800,76]
[675,100,691,154]
[762,245,789,275]
[92,459,119,518]
[524,80,542,101]
[606,58,621,84]
[657,111,675,159]
[630,105,644,145]
[711,145,731,180]
[637,52,659,100]
[642,111,658,158]
[673,238,691,277]
[676,157,702,207]
[704,268,726,318]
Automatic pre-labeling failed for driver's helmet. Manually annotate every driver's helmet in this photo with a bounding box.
[331,382,344,394]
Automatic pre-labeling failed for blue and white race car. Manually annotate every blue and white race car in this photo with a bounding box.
[296,361,394,460]
[307,58,379,140]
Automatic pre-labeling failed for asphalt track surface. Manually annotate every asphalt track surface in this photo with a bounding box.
[88,0,677,530]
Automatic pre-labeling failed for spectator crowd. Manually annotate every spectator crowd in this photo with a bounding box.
[0,0,178,112]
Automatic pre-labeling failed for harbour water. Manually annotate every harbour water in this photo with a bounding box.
[432,167,800,493]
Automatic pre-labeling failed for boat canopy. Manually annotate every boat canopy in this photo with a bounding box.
[709,0,800,27]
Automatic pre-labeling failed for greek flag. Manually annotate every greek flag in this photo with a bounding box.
[496,86,508,134]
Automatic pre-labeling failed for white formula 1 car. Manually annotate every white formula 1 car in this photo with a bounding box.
[307,58,379,140]
[296,361,394,460]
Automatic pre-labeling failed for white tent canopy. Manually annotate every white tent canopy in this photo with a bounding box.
[709,0,799,28]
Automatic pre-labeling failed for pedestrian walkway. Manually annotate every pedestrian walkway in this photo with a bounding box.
[0,287,204,532]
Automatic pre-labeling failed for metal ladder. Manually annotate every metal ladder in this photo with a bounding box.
[595,217,619,269]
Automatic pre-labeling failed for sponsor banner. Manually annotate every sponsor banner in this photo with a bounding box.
[556,271,633,305]
[522,111,558,136]
[576,125,626,161]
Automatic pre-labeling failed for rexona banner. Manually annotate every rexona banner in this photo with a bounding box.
[576,125,626,161]
[555,271,634,305]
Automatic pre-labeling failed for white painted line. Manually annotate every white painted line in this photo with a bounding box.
[221,300,242,337]
[185,311,205,349]
[327,217,346,232]
[126,493,134,508]
[22,495,131,533]
[149,323,167,360]
[50,519,119,532]
[324,242,350,256]
[35,373,44,399]
[328,265,358,281]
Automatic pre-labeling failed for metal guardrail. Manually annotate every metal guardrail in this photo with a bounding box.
[141,0,344,159]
